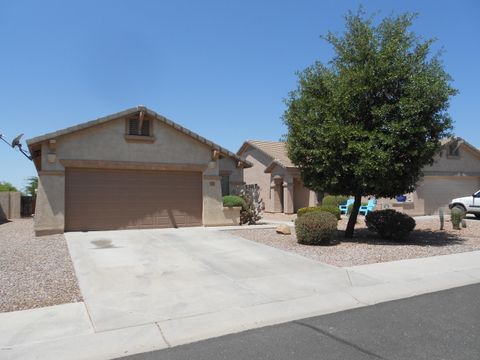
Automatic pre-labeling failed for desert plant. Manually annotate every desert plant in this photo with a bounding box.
[439,208,444,230]
[451,207,464,230]
[322,195,348,207]
[295,211,338,245]
[238,186,262,225]
[365,209,416,241]
[222,195,247,209]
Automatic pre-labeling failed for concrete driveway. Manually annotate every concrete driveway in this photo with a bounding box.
[65,227,375,336]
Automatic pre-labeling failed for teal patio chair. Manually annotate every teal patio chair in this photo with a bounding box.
[359,198,377,216]
[339,198,354,214]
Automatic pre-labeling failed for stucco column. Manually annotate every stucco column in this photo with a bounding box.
[271,176,284,213]
[283,181,294,214]
[34,173,65,236]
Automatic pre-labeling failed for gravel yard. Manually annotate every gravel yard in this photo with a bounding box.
[231,215,480,267]
[0,219,82,313]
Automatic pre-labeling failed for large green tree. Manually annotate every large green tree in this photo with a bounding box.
[284,10,457,237]
[23,176,38,197]
[0,181,18,192]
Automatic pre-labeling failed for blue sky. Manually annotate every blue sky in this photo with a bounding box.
[1,0,478,190]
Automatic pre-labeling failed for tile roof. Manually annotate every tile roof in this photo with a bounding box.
[27,106,251,167]
[242,140,295,168]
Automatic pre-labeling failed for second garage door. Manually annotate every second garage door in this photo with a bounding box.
[65,168,203,231]
[417,176,480,214]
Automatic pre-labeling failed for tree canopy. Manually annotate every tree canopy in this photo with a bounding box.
[283,10,457,237]
[0,181,18,192]
[23,176,38,197]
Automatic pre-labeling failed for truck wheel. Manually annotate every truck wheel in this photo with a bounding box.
[475,214,480,219]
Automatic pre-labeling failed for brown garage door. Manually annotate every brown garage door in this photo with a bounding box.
[65,168,202,231]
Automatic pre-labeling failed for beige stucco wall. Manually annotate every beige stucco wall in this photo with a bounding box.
[0,192,21,220]
[41,118,212,172]
[240,146,317,214]
[428,145,480,174]
[34,175,65,235]
[377,145,480,216]
[242,147,275,212]
[32,116,242,234]
[218,157,245,193]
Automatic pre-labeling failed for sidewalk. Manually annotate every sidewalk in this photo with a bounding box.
[1,251,480,360]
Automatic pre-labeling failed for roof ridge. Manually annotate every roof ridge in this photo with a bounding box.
[26,106,251,167]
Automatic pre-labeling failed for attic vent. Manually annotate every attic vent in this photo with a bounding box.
[448,144,460,157]
[127,117,151,136]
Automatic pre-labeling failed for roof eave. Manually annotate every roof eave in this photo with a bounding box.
[26,106,251,167]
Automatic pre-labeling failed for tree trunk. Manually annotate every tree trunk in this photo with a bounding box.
[345,194,362,238]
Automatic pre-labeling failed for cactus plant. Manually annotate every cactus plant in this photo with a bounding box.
[439,208,444,231]
[451,207,463,230]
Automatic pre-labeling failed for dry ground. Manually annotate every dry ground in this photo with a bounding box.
[0,218,82,313]
[231,215,480,267]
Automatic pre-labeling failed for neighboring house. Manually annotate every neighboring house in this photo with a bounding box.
[238,137,480,217]
[237,140,317,214]
[27,106,250,236]
[378,137,480,215]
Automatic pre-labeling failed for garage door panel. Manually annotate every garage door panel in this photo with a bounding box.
[417,177,480,214]
[65,168,203,231]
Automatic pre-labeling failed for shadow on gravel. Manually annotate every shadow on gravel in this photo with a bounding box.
[338,228,464,247]
[0,219,11,226]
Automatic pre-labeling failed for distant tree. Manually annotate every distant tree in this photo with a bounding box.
[0,181,18,192]
[284,10,457,238]
[24,176,38,197]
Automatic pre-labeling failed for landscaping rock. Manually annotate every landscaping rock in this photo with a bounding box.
[276,224,291,235]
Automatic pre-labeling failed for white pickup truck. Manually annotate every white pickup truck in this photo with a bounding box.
[449,189,480,218]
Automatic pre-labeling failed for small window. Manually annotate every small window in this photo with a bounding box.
[221,175,230,196]
[448,144,459,157]
[127,117,151,136]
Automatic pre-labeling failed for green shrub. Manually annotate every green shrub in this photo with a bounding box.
[223,195,246,210]
[322,195,348,207]
[365,209,416,241]
[318,205,341,220]
[450,207,464,230]
[295,212,338,245]
[297,206,322,217]
[297,206,341,220]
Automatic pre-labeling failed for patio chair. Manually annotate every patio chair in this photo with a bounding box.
[339,198,354,214]
[359,198,377,216]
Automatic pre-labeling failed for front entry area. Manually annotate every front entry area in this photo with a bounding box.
[65,168,202,231]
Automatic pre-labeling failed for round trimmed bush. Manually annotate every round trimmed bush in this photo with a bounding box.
[297,206,322,217]
[297,206,341,220]
[319,205,341,220]
[365,209,416,241]
[222,195,247,210]
[295,211,338,245]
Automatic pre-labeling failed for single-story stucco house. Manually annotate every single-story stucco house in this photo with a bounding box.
[27,106,250,236]
[378,137,480,215]
[237,137,480,216]
[237,140,318,214]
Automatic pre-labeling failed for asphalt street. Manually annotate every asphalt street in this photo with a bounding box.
[118,284,480,360]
